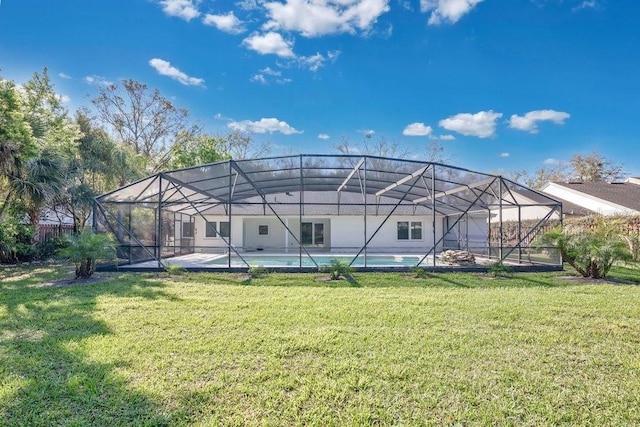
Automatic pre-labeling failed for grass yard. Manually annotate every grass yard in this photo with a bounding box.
[1,265,640,426]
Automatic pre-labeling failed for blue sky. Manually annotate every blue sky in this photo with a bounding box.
[1,0,638,176]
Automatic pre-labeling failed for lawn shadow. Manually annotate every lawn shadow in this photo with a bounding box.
[0,268,176,426]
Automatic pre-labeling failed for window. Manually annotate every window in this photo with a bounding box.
[205,221,230,238]
[205,221,217,238]
[397,221,422,240]
[301,222,324,246]
[182,222,194,238]
[219,221,230,238]
[258,225,269,236]
[411,222,422,240]
[397,222,409,240]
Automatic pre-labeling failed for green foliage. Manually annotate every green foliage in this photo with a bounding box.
[34,235,69,260]
[247,265,269,278]
[323,257,354,280]
[538,219,633,279]
[165,262,187,276]
[410,266,433,279]
[58,230,117,279]
[168,133,231,169]
[488,261,514,278]
[0,219,35,263]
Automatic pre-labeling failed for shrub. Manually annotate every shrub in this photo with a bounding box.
[0,220,36,263]
[35,235,69,261]
[323,258,354,281]
[537,220,633,279]
[488,261,514,278]
[58,230,117,279]
[165,262,187,276]
[248,266,269,278]
[410,266,432,279]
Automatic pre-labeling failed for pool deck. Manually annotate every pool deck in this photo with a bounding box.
[112,252,562,273]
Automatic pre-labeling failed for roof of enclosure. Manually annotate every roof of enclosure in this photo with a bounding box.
[96,154,561,217]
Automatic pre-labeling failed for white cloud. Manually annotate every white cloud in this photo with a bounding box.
[403,122,433,136]
[83,75,113,86]
[237,0,259,10]
[439,134,455,140]
[58,72,71,80]
[55,93,71,104]
[250,67,292,84]
[421,0,484,25]
[228,117,303,135]
[203,12,245,34]
[439,110,502,138]
[499,152,509,157]
[573,0,598,11]
[298,51,340,71]
[544,158,560,165]
[263,0,391,37]
[250,74,267,84]
[159,0,200,21]
[149,58,205,86]
[509,109,570,133]
[243,32,295,58]
[318,133,330,140]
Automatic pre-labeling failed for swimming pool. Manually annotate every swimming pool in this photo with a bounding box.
[206,253,432,268]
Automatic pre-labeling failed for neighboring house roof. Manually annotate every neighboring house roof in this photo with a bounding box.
[542,179,640,215]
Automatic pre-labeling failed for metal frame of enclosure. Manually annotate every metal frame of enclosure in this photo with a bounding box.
[94,154,563,271]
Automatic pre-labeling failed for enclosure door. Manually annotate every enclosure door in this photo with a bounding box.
[301,222,324,246]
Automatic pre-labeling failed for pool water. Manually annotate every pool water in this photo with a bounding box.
[206,254,431,267]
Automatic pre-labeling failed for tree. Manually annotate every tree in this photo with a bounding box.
[334,135,411,159]
[538,217,633,279]
[333,135,450,163]
[168,133,231,169]
[9,147,66,227]
[91,79,200,171]
[58,229,116,279]
[221,131,272,160]
[52,112,124,231]
[0,76,36,217]
[570,152,624,183]
[523,166,569,189]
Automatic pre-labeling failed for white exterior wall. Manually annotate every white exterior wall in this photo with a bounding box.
[191,214,451,253]
[543,183,639,216]
[500,205,558,222]
[193,215,243,252]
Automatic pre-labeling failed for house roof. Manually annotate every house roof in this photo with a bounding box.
[548,181,640,213]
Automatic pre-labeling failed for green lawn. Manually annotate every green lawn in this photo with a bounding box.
[1,265,640,426]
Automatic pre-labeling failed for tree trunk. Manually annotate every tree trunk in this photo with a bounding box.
[76,257,94,279]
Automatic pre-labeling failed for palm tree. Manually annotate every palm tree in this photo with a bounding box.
[9,147,65,228]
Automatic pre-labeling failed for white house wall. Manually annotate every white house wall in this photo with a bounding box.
[192,214,448,254]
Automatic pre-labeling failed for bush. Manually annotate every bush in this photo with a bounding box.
[322,258,354,281]
[410,266,432,279]
[248,266,269,278]
[488,261,514,278]
[165,262,187,276]
[58,230,117,279]
[537,220,633,279]
[0,220,35,263]
[35,235,69,261]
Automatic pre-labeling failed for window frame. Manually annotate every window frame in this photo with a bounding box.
[397,221,423,241]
